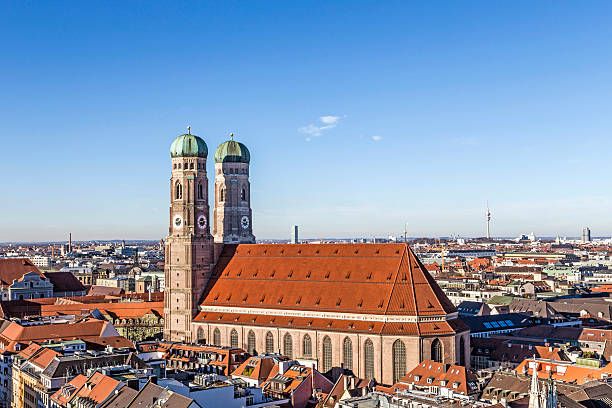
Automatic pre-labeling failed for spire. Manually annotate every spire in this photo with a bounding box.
[528,357,541,408]
[187,126,191,135]
[230,132,234,141]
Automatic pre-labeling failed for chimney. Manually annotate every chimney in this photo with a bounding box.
[149,375,157,385]
[126,379,139,390]
[343,375,349,390]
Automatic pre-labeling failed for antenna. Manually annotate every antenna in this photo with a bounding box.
[486,201,491,239]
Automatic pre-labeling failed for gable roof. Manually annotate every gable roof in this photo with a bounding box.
[199,243,456,317]
[0,259,44,286]
[127,381,196,408]
[0,318,116,352]
[231,354,286,381]
[43,272,86,293]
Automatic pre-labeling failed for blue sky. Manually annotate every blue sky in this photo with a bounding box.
[1,1,612,242]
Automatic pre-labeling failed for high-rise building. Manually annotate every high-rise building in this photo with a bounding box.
[291,225,298,244]
[213,134,255,244]
[164,129,214,342]
[582,226,592,242]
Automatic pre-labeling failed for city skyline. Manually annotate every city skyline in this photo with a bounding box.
[3,2,612,241]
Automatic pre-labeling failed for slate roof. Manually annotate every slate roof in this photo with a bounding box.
[459,313,533,334]
[127,381,196,408]
[43,272,86,293]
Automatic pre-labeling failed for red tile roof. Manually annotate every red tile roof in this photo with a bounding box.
[199,243,456,317]
[0,258,44,286]
[0,318,116,352]
[379,360,478,396]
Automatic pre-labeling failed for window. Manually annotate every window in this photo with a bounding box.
[230,329,239,348]
[431,338,442,363]
[190,163,194,169]
[459,337,466,366]
[343,337,353,371]
[198,183,203,200]
[175,181,183,200]
[322,336,332,372]
[393,340,407,383]
[213,328,221,346]
[241,187,247,201]
[364,339,375,379]
[283,334,293,359]
[197,327,205,343]
[247,330,256,354]
[303,334,312,357]
[220,187,226,202]
[265,332,274,353]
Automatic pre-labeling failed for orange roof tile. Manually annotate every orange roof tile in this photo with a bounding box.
[199,243,456,318]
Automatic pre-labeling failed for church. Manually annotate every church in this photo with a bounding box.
[163,129,470,385]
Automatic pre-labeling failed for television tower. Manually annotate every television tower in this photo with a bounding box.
[485,201,491,239]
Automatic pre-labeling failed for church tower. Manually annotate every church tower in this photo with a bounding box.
[213,134,255,243]
[164,128,214,342]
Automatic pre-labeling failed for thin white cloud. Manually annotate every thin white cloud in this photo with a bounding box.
[299,115,343,140]
[320,115,340,125]
[371,135,382,142]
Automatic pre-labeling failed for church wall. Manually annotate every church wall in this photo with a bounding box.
[192,321,462,385]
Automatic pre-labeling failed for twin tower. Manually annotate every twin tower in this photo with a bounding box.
[164,129,254,342]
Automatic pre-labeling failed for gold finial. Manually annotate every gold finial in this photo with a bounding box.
[230,132,234,140]
[187,126,191,134]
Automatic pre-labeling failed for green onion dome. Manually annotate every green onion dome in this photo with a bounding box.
[170,131,208,158]
[214,135,250,164]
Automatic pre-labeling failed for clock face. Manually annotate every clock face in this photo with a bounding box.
[197,215,207,229]
[173,215,183,229]
[241,216,250,229]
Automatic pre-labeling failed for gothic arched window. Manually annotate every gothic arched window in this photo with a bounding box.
[459,337,466,366]
[265,332,274,353]
[303,334,312,357]
[431,338,443,363]
[392,339,406,383]
[247,330,256,354]
[343,337,353,371]
[220,187,226,202]
[198,183,203,200]
[241,187,246,201]
[364,339,375,379]
[230,329,239,348]
[197,327,205,343]
[175,181,182,200]
[322,336,332,373]
[283,333,293,359]
[213,328,221,346]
